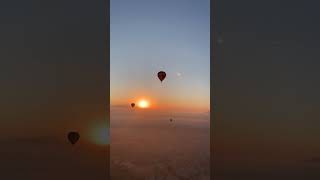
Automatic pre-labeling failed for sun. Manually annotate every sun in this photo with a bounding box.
[138,99,150,108]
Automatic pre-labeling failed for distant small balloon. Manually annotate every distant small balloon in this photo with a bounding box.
[131,103,135,108]
[170,118,173,122]
[158,71,166,82]
[68,131,80,145]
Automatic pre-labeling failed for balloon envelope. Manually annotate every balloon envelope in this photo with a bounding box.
[131,103,135,108]
[68,131,80,145]
[157,71,166,82]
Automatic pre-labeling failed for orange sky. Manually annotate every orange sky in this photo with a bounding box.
[111,80,210,113]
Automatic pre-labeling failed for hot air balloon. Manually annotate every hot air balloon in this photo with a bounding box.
[170,118,173,122]
[157,71,166,82]
[68,131,80,145]
[131,103,135,108]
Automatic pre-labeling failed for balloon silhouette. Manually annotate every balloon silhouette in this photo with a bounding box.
[68,131,80,145]
[170,118,173,122]
[157,71,166,82]
[131,103,135,108]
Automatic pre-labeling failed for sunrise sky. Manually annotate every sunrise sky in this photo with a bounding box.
[110,0,210,112]
[110,1,210,178]
[2,0,320,179]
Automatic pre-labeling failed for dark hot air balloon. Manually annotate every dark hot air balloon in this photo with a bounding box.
[157,71,166,82]
[68,131,80,145]
[131,103,135,108]
[170,118,173,122]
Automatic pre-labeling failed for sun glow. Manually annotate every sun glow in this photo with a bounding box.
[138,99,150,108]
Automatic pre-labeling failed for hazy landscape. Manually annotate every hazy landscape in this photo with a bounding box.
[110,107,210,180]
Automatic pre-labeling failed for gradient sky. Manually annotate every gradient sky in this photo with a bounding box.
[110,0,210,112]
[110,1,210,178]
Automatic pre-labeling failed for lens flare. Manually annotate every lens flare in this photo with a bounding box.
[89,123,109,146]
